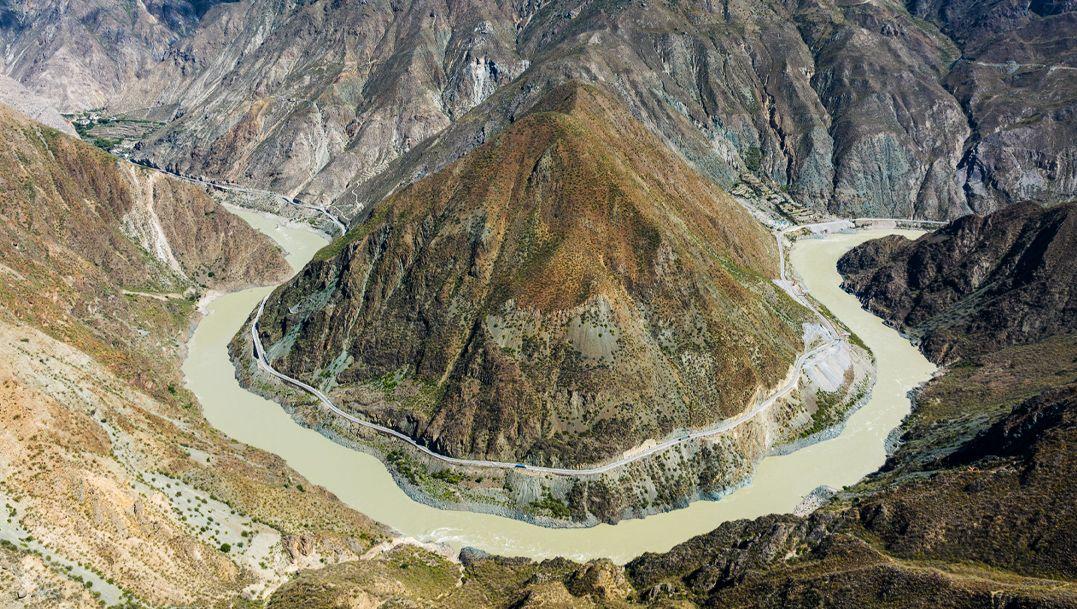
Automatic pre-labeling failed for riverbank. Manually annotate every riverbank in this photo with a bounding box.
[230,297,875,527]
[186,219,935,562]
[229,212,878,526]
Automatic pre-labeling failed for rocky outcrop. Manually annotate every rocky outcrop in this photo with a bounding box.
[255,83,805,466]
[947,384,1073,465]
[908,0,1077,212]
[125,0,531,202]
[625,513,834,593]
[837,202,1076,362]
[0,0,198,111]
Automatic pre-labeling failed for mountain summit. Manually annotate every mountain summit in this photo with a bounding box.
[255,83,805,466]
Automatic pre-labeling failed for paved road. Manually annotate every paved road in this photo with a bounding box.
[250,289,834,475]
[143,165,941,474]
[244,214,941,475]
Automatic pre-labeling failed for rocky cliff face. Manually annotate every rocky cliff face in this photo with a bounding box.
[4,0,1072,219]
[124,0,975,219]
[0,0,201,111]
[255,83,805,466]
[124,0,531,202]
[837,201,1075,362]
[327,0,977,221]
[908,0,1077,212]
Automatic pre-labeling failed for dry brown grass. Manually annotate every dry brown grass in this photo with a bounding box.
[266,83,807,464]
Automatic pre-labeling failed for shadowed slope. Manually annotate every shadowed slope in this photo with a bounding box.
[837,201,1075,362]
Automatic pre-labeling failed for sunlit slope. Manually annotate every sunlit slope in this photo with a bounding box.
[258,83,807,466]
[0,105,386,605]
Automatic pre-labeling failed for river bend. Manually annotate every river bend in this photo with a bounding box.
[183,209,934,563]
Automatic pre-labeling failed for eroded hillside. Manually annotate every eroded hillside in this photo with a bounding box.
[0,105,387,606]
[837,201,1075,362]
[4,0,1072,219]
[0,105,288,398]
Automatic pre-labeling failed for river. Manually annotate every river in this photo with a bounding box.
[183,209,935,563]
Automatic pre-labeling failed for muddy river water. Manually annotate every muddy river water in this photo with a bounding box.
[184,209,935,563]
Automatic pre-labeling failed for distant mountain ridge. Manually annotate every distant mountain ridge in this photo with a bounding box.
[2,0,1073,220]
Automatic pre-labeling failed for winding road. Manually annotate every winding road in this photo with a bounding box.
[250,292,834,475]
[243,213,942,476]
[149,149,945,477]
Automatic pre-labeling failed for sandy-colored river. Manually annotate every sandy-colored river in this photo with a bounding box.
[183,210,935,563]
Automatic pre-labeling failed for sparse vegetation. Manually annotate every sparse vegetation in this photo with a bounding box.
[529,490,571,519]
[259,83,806,478]
[431,470,464,484]
[0,105,383,608]
[743,145,763,173]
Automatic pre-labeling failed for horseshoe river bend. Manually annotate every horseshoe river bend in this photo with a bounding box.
[183,207,934,564]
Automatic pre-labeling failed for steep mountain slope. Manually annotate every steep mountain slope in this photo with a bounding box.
[340,0,1062,220]
[254,83,805,466]
[838,202,1075,362]
[264,198,1077,609]
[0,74,77,136]
[329,0,976,221]
[131,0,976,219]
[0,106,387,605]
[0,103,289,395]
[7,0,1071,219]
[124,0,530,201]
[908,0,1077,210]
[0,0,206,111]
